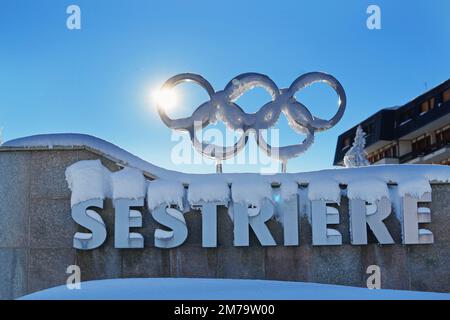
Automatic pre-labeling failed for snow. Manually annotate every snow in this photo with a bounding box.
[187,178,230,206]
[154,229,174,240]
[19,278,450,300]
[65,160,111,207]
[418,207,431,214]
[347,178,389,203]
[5,134,450,207]
[397,176,431,198]
[343,125,370,168]
[307,179,341,203]
[231,176,272,209]
[2,133,183,180]
[111,167,147,200]
[147,180,185,211]
[279,180,299,201]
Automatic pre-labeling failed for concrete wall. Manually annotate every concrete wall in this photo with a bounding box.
[0,148,449,299]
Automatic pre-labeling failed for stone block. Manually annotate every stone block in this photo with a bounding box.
[30,198,74,248]
[170,245,217,278]
[0,152,30,248]
[0,249,27,299]
[217,246,265,279]
[30,150,78,199]
[265,246,310,281]
[28,248,76,294]
[77,150,120,172]
[309,245,363,287]
[429,184,450,244]
[122,248,170,278]
[362,244,409,290]
[407,243,450,292]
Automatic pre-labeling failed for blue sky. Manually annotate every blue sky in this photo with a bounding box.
[1,0,449,173]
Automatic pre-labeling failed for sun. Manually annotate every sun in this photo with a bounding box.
[153,88,178,111]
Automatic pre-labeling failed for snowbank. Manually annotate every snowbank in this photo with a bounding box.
[19,278,450,300]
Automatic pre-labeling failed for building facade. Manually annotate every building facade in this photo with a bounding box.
[334,79,450,166]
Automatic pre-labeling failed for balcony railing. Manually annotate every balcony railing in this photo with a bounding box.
[399,142,450,163]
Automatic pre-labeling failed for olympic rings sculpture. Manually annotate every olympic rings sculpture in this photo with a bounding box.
[156,72,346,169]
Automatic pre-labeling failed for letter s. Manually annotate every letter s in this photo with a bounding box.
[71,199,107,250]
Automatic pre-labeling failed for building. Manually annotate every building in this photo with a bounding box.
[334,79,450,166]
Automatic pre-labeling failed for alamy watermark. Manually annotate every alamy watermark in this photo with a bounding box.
[66,5,81,30]
[367,5,381,30]
[170,121,283,173]
[66,265,81,290]
[366,265,381,289]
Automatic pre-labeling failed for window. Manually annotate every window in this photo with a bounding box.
[436,127,450,146]
[420,97,435,114]
[443,88,450,103]
[398,109,413,126]
[363,123,374,136]
[412,136,431,154]
[342,136,351,149]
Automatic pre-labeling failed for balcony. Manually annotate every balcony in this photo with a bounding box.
[399,142,450,163]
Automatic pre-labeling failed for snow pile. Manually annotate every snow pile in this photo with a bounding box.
[280,180,299,201]
[5,134,450,206]
[19,278,450,300]
[347,178,389,203]
[147,180,185,211]
[187,178,230,206]
[397,176,431,198]
[2,133,183,180]
[307,179,341,203]
[65,160,111,207]
[231,176,272,209]
[111,167,147,200]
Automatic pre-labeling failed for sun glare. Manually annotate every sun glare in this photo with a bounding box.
[153,88,178,111]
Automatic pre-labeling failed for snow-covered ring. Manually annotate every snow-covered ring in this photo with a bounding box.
[156,72,346,161]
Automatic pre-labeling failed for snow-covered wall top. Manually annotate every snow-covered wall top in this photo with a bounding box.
[3,134,450,205]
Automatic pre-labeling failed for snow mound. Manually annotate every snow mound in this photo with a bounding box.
[232,176,272,208]
[65,160,111,207]
[147,180,185,211]
[347,178,389,203]
[2,133,182,180]
[19,278,450,300]
[111,167,147,200]
[187,177,230,206]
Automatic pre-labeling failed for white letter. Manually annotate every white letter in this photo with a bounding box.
[366,5,381,30]
[198,202,224,248]
[233,200,276,247]
[349,197,394,244]
[402,193,434,244]
[114,198,144,248]
[71,199,106,250]
[311,200,342,246]
[152,205,188,248]
[66,5,81,30]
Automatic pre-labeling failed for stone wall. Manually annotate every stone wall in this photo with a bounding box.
[0,148,449,299]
